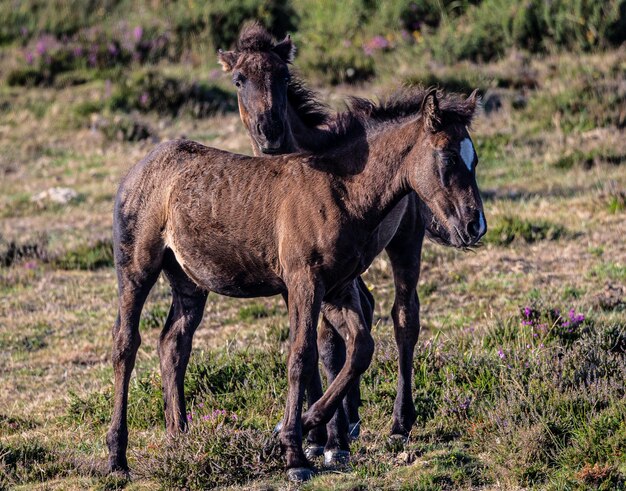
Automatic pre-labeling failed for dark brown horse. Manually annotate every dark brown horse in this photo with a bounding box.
[218,23,487,462]
[106,84,485,481]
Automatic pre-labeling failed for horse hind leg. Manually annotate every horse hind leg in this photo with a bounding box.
[106,237,163,473]
[318,276,374,466]
[344,275,375,439]
[158,250,208,436]
[316,313,351,466]
[301,281,375,459]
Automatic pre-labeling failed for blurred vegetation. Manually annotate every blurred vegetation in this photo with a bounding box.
[1,0,624,87]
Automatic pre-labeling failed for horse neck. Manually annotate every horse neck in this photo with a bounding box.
[285,104,335,153]
[331,119,421,227]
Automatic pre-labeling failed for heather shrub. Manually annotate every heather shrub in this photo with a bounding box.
[108,70,236,117]
[523,77,626,133]
[293,0,377,84]
[52,240,114,270]
[138,423,283,490]
[428,0,626,63]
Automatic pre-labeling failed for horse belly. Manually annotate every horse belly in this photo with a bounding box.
[166,235,284,298]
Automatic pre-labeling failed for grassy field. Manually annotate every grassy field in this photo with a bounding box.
[1,2,626,490]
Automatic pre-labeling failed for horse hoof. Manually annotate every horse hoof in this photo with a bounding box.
[304,444,324,459]
[324,449,350,467]
[272,420,283,435]
[108,463,130,479]
[108,457,129,473]
[348,422,360,440]
[387,433,408,451]
[287,467,314,482]
[389,433,408,443]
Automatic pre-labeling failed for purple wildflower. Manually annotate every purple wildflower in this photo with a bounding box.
[497,349,505,359]
[139,92,149,106]
[88,52,97,67]
[186,412,192,422]
[107,43,119,56]
[73,46,83,57]
[363,35,390,56]
[569,308,584,323]
[133,26,143,42]
[458,397,471,411]
[35,39,47,55]
[24,51,34,64]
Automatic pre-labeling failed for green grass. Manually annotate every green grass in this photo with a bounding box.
[52,240,114,270]
[484,215,567,246]
[237,302,278,321]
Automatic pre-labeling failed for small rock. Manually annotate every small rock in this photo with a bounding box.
[31,187,79,205]
[398,451,415,464]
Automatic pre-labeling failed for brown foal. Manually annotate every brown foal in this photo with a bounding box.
[106,84,485,481]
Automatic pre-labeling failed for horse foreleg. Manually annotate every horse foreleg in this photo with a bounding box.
[280,274,324,482]
[312,277,374,466]
[386,228,423,438]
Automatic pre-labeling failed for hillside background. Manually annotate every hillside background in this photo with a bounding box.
[1,1,625,490]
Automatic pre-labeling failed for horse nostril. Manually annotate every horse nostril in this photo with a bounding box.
[466,217,481,238]
[256,123,262,136]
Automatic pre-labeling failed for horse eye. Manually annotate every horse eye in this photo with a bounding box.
[233,75,245,88]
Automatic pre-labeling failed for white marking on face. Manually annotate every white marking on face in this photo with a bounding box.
[478,210,486,236]
[460,137,475,172]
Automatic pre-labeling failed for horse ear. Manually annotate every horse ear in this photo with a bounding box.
[466,88,481,113]
[273,35,296,63]
[421,88,441,132]
[217,49,238,72]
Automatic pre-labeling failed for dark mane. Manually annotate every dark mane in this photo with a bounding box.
[287,75,331,127]
[236,21,276,53]
[345,86,478,129]
[305,86,479,157]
